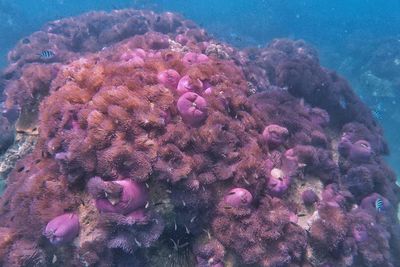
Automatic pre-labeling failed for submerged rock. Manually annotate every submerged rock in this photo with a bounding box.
[0,8,399,267]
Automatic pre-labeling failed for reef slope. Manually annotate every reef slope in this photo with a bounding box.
[0,9,399,267]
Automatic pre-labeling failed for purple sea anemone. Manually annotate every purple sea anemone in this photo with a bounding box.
[88,177,148,215]
[348,140,373,163]
[267,168,291,196]
[177,92,208,126]
[223,188,253,208]
[262,124,289,149]
[176,75,203,95]
[182,52,209,66]
[43,213,80,245]
[157,69,181,89]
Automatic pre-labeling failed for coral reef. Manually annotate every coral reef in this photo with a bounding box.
[0,9,209,132]
[0,8,399,267]
[212,196,307,266]
[0,132,37,194]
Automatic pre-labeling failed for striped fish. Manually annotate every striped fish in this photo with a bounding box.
[375,198,384,212]
[38,50,56,60]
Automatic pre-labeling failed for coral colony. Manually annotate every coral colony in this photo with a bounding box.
[0,9,399,267]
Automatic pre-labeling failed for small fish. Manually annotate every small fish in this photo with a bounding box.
[38,50,56,60]
[111,4,122,10]
[372,109,383,120]
[229,33,242,42]
[134,238,142,247]
[202,229,211,239]
[52,254,57,264]
[170,238,178,250]
[22,38,30,44]
[184,224,190,234]
[179,242,189,249]
[375,198,384,212]
[339,96,347,109]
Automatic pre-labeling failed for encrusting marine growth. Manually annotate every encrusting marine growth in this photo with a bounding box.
[0,9,399,267]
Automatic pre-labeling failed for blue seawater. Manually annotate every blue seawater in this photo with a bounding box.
[0,0,399,179]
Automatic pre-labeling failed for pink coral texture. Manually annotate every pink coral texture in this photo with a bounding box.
[0,8,398,267]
